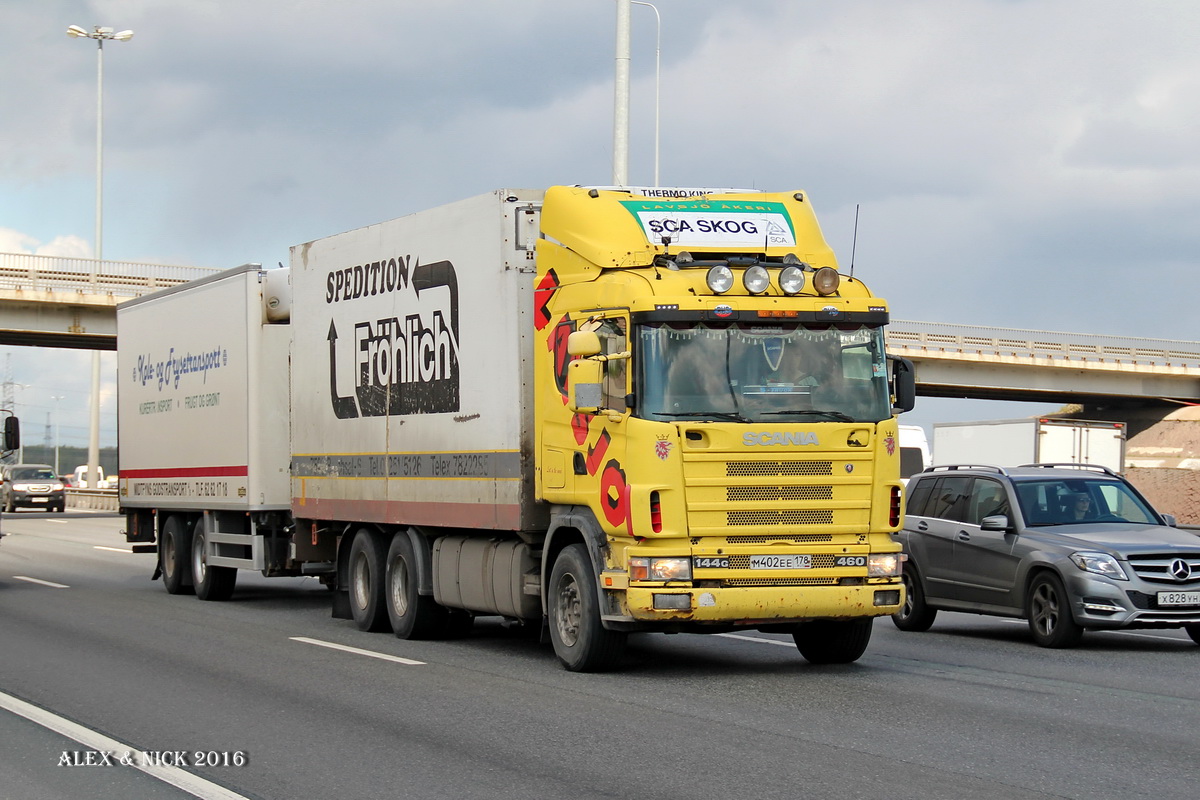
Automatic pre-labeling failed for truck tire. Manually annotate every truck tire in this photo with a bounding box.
[160,516,195,595]
[348,529,390,632]
[792,618,873,664]
[192,519,237,602]
[386,532,446,639]
[547,544,626,672]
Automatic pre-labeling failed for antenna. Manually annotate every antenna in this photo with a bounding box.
[849,204,860,279]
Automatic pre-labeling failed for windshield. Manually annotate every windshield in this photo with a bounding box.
[637,322,891,423]
[13,468,55,481]
[1014,477,1160,526]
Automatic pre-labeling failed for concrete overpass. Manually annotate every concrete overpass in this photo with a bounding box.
[0,253,220,349]
[1,253,1198,408]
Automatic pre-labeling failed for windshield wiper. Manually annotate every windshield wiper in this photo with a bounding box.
[761,409,855,422]
[657,411,751,422]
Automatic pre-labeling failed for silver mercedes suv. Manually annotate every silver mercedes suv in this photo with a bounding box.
[892,463,1200,647]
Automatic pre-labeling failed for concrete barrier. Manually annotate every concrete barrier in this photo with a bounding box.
[66,489,120,511]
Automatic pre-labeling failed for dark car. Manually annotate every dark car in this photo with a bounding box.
[1,463,67,512]
[892,463,1200,647]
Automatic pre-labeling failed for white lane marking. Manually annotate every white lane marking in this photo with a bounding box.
[994,617,1189,642]
[94,546,134,553]
[12,576,69,589]
[290,636,426,665]
[0,689,252,800]
[717,633,794,647]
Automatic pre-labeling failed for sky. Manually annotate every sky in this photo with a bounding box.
[2,0,1199,448]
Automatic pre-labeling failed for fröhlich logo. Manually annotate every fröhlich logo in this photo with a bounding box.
[326,257,460,418]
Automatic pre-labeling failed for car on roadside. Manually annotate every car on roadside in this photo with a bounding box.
[1,463,67,513]
[892,463,1200,647]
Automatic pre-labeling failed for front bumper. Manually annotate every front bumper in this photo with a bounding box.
[606,581,903,630]
[1064,572,1200,630]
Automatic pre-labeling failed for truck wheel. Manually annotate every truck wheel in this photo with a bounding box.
[160,516,195,595]
[386,532,445,639]
[192,519,237,602]
[1027,572,1083,648]
[348,529,389,632]
[792,618,874,664]
[892,566,937,632]
[548,544,626,672]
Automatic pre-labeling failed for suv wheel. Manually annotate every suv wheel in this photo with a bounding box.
[1027,572,1083,648]
[892,567,937,632]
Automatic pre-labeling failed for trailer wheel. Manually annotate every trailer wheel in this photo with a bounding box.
[386,532,445,639]
[160,516,195,595]
[192,518,237,602]
[792,618,873,664]
[348,529,389,632]
[548,544,626,672]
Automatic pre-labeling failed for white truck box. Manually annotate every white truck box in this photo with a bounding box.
[117,264,291,511]
[932,417,1126,472]
[287,189,545,531]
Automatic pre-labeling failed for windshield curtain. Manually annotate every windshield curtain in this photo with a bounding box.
[636,322,891,423]
[1014,478,1160,525]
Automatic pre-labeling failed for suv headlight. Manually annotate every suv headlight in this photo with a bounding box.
[630,556,693,582]
[1069,551,1128,581]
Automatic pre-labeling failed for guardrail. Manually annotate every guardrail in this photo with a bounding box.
[0,253,222,298]
[66,489,119,511]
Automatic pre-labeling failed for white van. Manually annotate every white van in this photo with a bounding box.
[898,425,930,484]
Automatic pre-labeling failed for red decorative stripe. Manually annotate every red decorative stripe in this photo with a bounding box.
[120,466,249,479]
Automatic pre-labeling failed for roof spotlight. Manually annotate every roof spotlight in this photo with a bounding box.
[706,265,734,294]
[813,267,840,295]
[779,265,805,295]
[742,265,770,294]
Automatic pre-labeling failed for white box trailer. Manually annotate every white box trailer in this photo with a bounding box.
[288,188,545,531]
[931,418,1126,472]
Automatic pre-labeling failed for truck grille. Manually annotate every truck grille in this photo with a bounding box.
[682,451,872,537]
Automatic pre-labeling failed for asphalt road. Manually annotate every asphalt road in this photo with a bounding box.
[1,513,1197,800]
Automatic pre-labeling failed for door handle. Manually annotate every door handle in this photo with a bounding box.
[917,520,928,531]
[957,530,971,542]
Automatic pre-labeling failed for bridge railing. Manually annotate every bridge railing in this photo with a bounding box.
[889,320,1200,370]
[0,253,222,298]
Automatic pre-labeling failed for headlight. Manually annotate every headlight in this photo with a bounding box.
[706,265,734,294]
[867,553,903,577]
[742,265,770,294]
[630,556,693,582]
[1069,552,1128,581]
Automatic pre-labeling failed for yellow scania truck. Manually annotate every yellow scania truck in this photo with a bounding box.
[118,185,915,672]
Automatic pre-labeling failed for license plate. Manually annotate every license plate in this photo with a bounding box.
[1157,591,1200,607]
[750,554,812,570]
[31,497,48,503]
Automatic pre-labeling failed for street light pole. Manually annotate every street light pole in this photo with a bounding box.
[51,395,64,476]
[68,24,133,489]
[631,2,661,187]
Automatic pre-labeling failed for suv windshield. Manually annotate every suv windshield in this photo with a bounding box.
[12,468,55,481]
[637,322,891,423]
[1014,477,1159,526]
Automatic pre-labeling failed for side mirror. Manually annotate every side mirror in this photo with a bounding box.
[567,330,602,357]
[567,358,603,413]
[980,514,1012,532]
[3,415,19,452]
[888,356,916,413]
[1161,513,1178,528]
